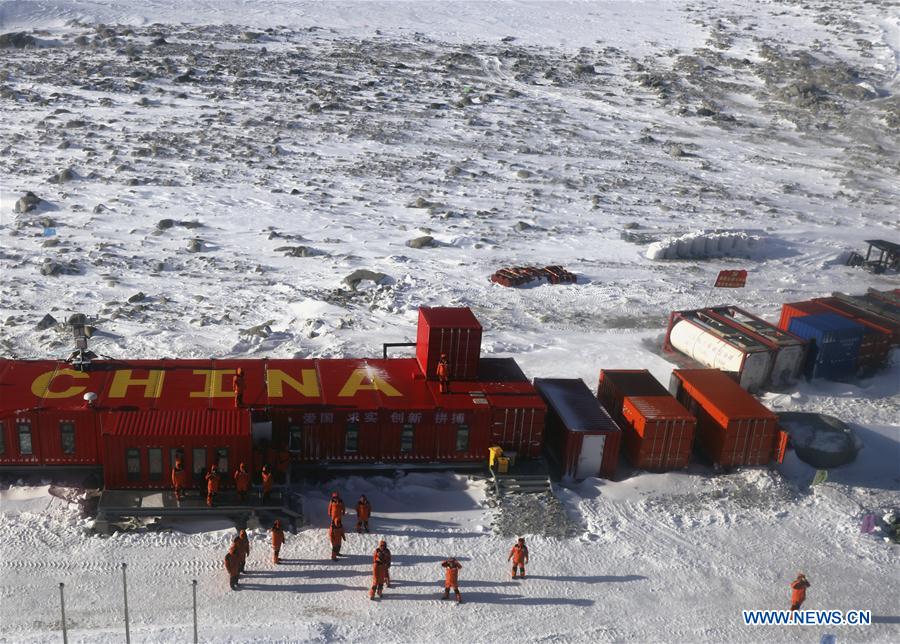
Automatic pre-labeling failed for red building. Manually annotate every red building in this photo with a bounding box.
[0,308,546,488]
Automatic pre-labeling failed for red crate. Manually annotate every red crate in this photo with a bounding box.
[670,369,777,467]
[416,307,482,381]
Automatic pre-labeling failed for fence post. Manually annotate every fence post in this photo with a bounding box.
[192,579,198,643]
[59,582,68,644]
[122,563,130,644]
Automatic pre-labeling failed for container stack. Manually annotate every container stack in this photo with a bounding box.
[598,370,696,471]
[779,299,892,372]
[669,369,777,468]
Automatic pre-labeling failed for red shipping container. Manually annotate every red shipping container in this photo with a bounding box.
[669,369,778,467]
[416,307,482,381]
[101,409,252,489]
[427,380,493,461]
[535,378,621,480]
[621,395,696,471]
[481,381,546,458]
[37,410,101,466]
[597,369,669,426]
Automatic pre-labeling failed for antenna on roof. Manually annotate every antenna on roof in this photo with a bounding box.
[66,313,97,371]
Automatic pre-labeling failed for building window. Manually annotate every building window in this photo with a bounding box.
[0,421,5,455]
[400,424,414,453]
[344,423,359,453]
[192,448,206,479]
[126,448,141,481]
[289,424,302,451]
[455,425,469,452]
[17,421,33,456]
[217,448,229,474]
[148,448,163,480]
[60,421,76,455]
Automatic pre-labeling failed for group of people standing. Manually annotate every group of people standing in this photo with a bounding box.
[221,490,531,604]
[172,455,274,508]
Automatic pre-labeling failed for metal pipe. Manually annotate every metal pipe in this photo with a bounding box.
[192,579,198,644]
[122,563,130,644]
[59,582,68,644]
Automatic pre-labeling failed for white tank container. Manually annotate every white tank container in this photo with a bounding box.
[668,320,773,392]
[767,343,805,387]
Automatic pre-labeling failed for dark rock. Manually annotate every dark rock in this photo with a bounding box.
[151,37,168,46]
[514,221,533,232]
[516,169,533,179]
[409,197,432,208]
[127,292,146,303]
[240,320,275,338]
[35,313,57,330]
[179,220,204,229]
[14,191,42,213]
[49,167,77,184]
[574,63,595,75]
[157,218,175,230]
[0,32,37,49]
[186,239,204,253]
[343,269,390,290]
[275,245,322,257]
[406,236,435,249]
[93,203,107,214]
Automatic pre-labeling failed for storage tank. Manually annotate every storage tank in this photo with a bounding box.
[707,307,807,387]
[667,317,774,392]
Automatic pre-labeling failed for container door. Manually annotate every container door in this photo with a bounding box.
[576,434,606,479]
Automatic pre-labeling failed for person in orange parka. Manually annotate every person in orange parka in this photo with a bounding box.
[441,558,462,603]
[229,536,245,578]
[171,452,189,501]
[790,573,811,611]
[374,539,392,588]
[270,519,285,564]
[328,492,346,523]
[234,463,251,503]
[232,367,245,408]
[356,495,372,533]
[369,548,388,600]
[238,529,250,573]
[328,519,346,560]
[225,548,240,590]
[261,464,273,503]
[508,537,529,579]
[436,354,450,394]
[205,465,221,507]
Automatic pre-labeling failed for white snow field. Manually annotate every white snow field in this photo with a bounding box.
[1,0,899,642]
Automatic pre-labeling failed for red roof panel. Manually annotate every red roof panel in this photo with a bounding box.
[101,409,250,436]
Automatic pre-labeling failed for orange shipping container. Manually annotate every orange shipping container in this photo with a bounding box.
[597,370,669,425]
[621,395,695,471]
[669,369,778,467]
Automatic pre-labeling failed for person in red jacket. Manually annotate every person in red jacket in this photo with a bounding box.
[369,548,389,600]
[441,558,462,603]
[225,547,240,590]
[261,464,273,503]
[790,573,810,611]
[328,492,346,523]
[238,529,250,573]
[374,539,392,587]
[328,519,346,560]
[436,354,450,394]
[232,367,245,408]
[356,495,372,533]
[205,465,220,507]
[270,520,285,564]
[171,452,189,501]
[233,463,251,502]
[508,537,529,579]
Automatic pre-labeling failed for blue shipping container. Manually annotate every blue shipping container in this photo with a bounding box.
[788,313,865,380]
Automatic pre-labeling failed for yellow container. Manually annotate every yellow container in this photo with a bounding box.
[497,456,510,473]
[488,446,504,468]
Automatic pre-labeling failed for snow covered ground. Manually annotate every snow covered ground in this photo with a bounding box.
[1,0,899,642]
